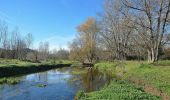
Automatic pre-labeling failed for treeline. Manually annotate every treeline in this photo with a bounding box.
[69,0,170,63]
[0,21,69,62]
[0,21,33,60]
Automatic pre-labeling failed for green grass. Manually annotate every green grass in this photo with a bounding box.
[43,59,79,65]
[0,58,72,79]
[123,62,170,96]
[77,60,170,99]
[94,62,117,75]
[0,77,22,84]
[0,58,38,67]
[152,60,170,66]
[36,84,47,87]
[77,80,160,100]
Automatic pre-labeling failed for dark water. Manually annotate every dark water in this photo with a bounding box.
[0,67,112,100]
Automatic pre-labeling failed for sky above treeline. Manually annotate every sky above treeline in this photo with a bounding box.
[0,0,103,50]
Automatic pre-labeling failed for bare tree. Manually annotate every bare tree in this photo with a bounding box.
[0,21,9,58]
[25,33,33,49]
[69,38,85,63]
[10,27,21,59]
[98,0,133,60]
[121,0,170,62]
[38,41,49,61]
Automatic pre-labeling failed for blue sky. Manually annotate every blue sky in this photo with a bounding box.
[0,0,103,50]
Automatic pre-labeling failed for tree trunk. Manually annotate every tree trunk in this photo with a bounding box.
[148,48,158,63]
[147,49,151,62]
[151,48,155,63]
[155,46,159,62]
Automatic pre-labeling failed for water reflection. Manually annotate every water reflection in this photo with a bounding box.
[68,68,113,92]
[0,67,112,100]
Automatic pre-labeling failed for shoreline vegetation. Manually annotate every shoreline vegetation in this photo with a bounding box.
[0,59,74,78]
[1,59,170,99]
[76,61,170,100]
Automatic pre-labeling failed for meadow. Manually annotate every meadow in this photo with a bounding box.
[78,61,170,100]
[0,59,72,78]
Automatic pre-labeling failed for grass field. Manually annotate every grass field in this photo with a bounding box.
[76,80,160,100]
[78,60,170,100]
[0,59,72,79]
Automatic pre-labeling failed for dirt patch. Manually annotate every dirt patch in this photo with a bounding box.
[128,77,170,100]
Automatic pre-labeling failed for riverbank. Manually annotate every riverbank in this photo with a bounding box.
[78,61,170,100]
[0,59,72,78]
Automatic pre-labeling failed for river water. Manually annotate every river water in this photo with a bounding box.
[0,67,112,100]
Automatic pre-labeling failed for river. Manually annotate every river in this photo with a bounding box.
[0,67,112,100]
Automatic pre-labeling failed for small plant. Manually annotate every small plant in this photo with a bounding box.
[36,84,47,88]
[75,91,86,100]
[78,80,160,100]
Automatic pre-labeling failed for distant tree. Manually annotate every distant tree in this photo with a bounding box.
[0,21,9,58]
[25,33,33,49]
[38,41,49,61]
[55,48,69,60]
[10,27,21,59]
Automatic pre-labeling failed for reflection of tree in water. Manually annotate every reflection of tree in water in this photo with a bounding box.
[0,85,4,100]
[36,72,48,82]
[68,68,113,92]
[81,68,112,92]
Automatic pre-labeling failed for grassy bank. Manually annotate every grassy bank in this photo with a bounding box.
[78,61,170,99]
[0,59,72,78]
[76,80,160,100]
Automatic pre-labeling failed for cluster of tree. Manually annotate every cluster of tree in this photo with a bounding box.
[0,21,33,60]
[0,21,70,62]
[69,0,170,63]
[26,42,70,62]
[26,42,50,62]
[50,48,69,60]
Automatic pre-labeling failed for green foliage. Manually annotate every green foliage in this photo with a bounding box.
[79,80,160,100]
[0,77,21,84]
[139,63,152,68]
[87,61,170,99]
[43,59,79,65]
[94,62,116,74]
[75,91,86,100]
[0,58,37,67]
[36,84,47,87]
[0,59,72,79]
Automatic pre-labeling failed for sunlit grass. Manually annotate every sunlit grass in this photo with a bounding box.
[77,60,170,99]
[0,58,72,79]
[0,77,22,84]
[123,63,170,96]
[77,80,160,100]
